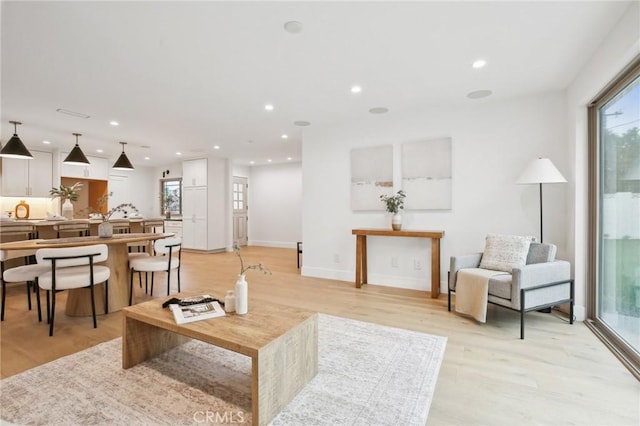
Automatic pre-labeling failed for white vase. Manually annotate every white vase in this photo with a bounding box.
[235,274,248,315]
[98,222,113,238]
[392,213,402,231]
[62,199,74,220]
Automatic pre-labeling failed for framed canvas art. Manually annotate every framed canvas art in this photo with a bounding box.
[351,145,393,211]
[402,138,452,210]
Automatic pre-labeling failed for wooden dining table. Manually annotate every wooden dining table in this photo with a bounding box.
[0,233,170,316]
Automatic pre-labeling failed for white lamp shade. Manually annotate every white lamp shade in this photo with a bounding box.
[516,158,567,184]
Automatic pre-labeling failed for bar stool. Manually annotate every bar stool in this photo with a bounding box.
[53,220,90,238]
[108,219,131,234]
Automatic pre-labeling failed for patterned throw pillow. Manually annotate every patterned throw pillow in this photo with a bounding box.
[479,234,534,272]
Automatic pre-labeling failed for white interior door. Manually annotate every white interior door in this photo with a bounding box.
[233,176,248,247]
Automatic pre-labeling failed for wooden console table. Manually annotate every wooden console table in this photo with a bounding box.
[352,229,445,298]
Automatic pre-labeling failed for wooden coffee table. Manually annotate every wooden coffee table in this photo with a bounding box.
[122,296,318,426]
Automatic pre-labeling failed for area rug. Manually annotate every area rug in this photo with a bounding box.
[0,314,446,425]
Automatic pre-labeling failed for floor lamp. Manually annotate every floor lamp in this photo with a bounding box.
[516,158,567,243]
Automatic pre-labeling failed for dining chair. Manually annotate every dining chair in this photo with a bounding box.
[129,237,181,304]
[36,244,110,336]
[0,223,44,321]
[53,220,90,238]
[128,218,166,293]
[0,249,48,322]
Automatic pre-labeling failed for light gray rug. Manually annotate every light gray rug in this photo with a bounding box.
[1,314,446,425]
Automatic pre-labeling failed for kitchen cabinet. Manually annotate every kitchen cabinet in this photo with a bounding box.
[182,158,207,187]
[1,150,53,197]
[182,186,207,250]
[61,155,109,180]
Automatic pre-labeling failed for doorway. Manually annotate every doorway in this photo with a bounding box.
[233,176,248,247]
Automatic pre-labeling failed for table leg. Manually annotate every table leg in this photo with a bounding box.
[65,242,131,316]
[122,314,190,369]
[254,314,318,425]
[431,238,441,298]
[355,235,368,288]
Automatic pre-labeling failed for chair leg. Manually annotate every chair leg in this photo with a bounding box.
[1,280,5,321]
[150,273,155,296]
[26,282,32,310]
[49,289,56,336]
[520,289,525,340]
[129,268,134,306]
[167,269,171,296]
[45,290,51,325]
[447,288,451,312]
[177,267,181,293]
[89,282,97,329]
[104,280,109,314]
[35,284,42,322]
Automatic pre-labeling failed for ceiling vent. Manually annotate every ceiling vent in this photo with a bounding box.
[56,108,91,119]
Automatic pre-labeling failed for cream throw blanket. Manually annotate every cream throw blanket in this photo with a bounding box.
[455,268,509,323]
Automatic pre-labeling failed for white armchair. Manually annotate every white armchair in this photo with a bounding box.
[448,241,574,339]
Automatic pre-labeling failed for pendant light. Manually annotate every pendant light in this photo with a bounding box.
[112,141,134,170]
[63,133,90,165]
[0,121,34,159]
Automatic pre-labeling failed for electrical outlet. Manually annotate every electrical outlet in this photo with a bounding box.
[333,253,340,263]
[391,257,398,268]
[413,259,422,270]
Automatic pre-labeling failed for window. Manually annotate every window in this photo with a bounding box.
[161,178,182,216]
[588,57,640,378]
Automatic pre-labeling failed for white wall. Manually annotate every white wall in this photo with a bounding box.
[248,162,302,248]
[302,92,569,291]
[566,1,640,320]
[108,167,157,218]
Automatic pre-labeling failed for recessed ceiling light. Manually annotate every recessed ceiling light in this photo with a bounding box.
[472,59,487,69]
[109,120,119,126]
[351,85,362,94]
[294,121,311,127]
[96,149,104,153]
[264,104,274,111]
[369,107,389,114]
[466,89,493,99]
[281,134,288,139]
[287,157,292,161]
[144,156,150,160]
[267,159,272,163]
[42,140,50,145]
[213,145,220,150]
[249,160,255,165]
[176,152,182,156]
[284,21,303,34]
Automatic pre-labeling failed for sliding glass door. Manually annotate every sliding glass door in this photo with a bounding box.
[589,58,640,376]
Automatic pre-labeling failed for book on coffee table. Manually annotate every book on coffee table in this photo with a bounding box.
[169,295,226,324]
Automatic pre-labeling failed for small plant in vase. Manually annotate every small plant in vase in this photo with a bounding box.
[380,190,406,231]
[162,189,178,219]
[233,244,271,315]
[50,182,83,219]
[86,192,140,237]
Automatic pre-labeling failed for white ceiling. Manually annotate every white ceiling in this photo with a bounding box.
[0,1,632,168]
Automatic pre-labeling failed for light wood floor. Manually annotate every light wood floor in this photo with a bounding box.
[1,246,638,425]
